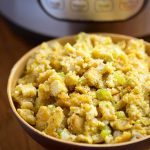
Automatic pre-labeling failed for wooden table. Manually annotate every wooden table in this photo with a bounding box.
[0,15,150,150]
[0,16,47,150]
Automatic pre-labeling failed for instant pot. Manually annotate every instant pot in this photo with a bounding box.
[0,0,150,37]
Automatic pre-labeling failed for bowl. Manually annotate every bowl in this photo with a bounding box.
[7,33,150,150]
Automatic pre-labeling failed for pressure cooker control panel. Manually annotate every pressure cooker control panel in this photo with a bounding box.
[40,0,144,21]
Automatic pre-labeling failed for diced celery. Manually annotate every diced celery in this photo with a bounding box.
[48,105,55,110]
[134,120,141,125]
[58,72,65,77]
[114,72,126,86]
[100,126,111,140]
[96,88,112,101]
[59,129,70,140]
[116,111,126,119]
[79,77,86,85]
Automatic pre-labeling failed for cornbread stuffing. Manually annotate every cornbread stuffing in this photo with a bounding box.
[12,33,150,144]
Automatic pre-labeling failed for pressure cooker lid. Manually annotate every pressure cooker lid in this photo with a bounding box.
[0,0,150,37]
[40,0,144,21]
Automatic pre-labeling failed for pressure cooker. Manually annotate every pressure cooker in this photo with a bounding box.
[0,0,149,37]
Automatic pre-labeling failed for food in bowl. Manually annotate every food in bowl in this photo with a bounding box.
[12,33,150,144]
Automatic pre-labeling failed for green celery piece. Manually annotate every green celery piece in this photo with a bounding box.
[96,88,112,101]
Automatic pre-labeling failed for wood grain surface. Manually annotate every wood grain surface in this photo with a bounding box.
[0,16,46,150]
[0,15,150,150]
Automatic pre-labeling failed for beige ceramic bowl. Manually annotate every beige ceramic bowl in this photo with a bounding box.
[7,34,150,150]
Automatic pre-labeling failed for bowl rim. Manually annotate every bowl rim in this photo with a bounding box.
[7,33,150,148]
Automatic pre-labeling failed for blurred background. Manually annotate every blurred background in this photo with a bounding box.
[0,0,150,150]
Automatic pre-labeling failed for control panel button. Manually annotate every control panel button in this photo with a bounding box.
[95,0,113,12]
[46,0,64,10]
[40,0,144,21]
[119,0,139,10]
[71,0,88,12]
